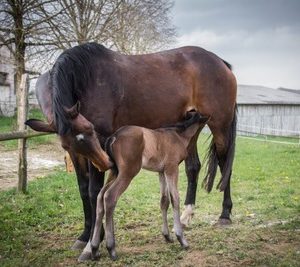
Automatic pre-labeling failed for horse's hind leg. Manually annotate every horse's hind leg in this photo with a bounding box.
[181,131,202,227]
[165,167,189,249]
[216,133,234,224]
[159,173,173,243]
[216,140,233,224]
[210,120,236,225]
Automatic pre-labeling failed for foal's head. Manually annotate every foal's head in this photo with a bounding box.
[26,102,112,172]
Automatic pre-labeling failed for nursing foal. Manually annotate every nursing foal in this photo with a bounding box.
[90,112,209,260]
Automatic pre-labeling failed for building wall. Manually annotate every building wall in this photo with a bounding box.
[237,104,300,136]
[0,47,16,117]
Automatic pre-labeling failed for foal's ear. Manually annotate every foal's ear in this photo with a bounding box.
[63,101,80,119]
[25,119,57,133]
[199,114,210,123]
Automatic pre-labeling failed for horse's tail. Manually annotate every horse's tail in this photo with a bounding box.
[203,104,237,192]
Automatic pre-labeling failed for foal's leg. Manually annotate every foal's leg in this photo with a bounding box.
[78,163,105,262]
[91,172,116,260]
[165,167,189,249]
[159,173,173,243]
[181,131,202,227]
[104,171,137,260]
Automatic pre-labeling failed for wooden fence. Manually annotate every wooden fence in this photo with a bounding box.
[0,74,53,193]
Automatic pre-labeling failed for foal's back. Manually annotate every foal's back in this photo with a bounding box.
[107,126,187,173]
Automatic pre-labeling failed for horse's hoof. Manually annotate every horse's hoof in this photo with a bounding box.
[71,240,88,250]
[77,251,92,262]
[108,249,117,261]
[216,218,232,226]
[163,234,174,243]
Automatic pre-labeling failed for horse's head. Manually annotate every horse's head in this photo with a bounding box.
[25,102,112,172]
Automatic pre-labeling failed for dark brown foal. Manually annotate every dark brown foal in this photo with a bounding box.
[90,112,209,260]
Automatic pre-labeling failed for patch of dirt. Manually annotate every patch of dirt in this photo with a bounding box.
[178,250,207,267]
[0,139,66,190]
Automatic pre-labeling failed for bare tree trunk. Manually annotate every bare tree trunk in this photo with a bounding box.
[17,74,28,193]
[12,1,26,91]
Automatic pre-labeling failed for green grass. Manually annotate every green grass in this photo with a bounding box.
[0,136,299,266]
[0,108,56,150]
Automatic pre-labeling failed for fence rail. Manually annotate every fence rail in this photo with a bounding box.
[0,130,52,141]
[202,124,300,145]
[238,124,300,137]
[237,124,300,145]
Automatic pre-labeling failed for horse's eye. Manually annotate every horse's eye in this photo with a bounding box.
[76,134,85,142]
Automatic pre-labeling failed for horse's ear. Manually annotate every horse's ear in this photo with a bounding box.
[63,101,80,119]
[25,119,57,133]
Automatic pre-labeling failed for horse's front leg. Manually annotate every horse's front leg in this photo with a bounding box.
[78,162,105,262]
[68,153,92,250]
[181,141,201,227]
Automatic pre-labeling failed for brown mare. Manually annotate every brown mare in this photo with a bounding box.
[90,112,209,260]
[26,43,237,261]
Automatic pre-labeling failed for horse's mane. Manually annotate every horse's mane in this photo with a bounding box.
[51,42,110,135]
[160,112,208,133]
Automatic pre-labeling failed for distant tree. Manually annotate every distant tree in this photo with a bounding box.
[0,0,58,88]
[35,0,176,63]
[0,0,176,81]
[112,0,176,54]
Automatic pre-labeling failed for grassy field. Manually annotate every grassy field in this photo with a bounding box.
[0,134,299,266]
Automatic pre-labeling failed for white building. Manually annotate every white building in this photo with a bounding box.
[0,46,16,117]
[237,85,300,137]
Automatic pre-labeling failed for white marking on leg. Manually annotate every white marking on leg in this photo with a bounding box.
[83,240,92,253]
[180,204,194,227]
[78,240,92,262]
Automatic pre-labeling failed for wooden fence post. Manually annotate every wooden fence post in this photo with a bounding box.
[17,74,29,193]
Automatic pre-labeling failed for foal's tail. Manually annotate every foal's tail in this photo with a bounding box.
[105,136,118,176]
[203,104,237,192]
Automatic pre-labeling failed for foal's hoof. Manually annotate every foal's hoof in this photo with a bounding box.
[108,248,118,261]
[216,218,232,226]
[71,240,88,250]
[163,234,174,243]
[77,251,92,262]
[176,235,189,250]
[91,250,101,261]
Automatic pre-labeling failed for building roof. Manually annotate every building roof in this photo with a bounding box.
[237,85,300,105]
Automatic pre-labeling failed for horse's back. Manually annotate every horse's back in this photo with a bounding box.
[112,46,236,129]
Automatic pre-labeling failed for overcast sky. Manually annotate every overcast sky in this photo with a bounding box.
[171,0,300,89]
